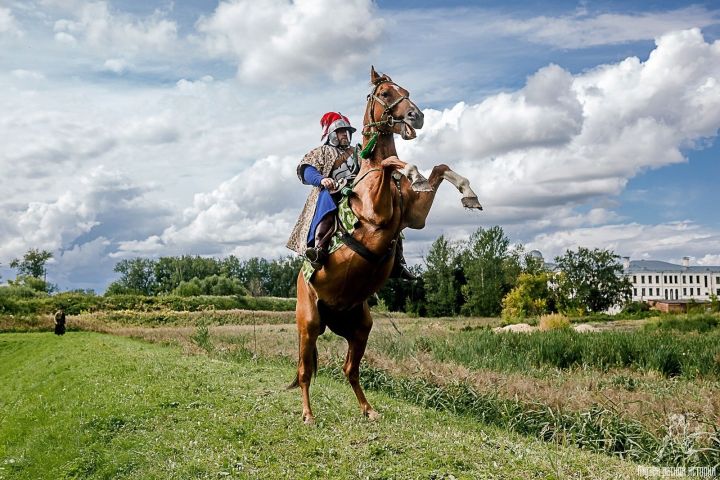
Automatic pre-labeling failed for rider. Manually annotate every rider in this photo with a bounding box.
[286,112,414,279]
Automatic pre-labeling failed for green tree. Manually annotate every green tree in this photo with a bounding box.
[501,272,551,319]
[10,248,53,279]
[423,235,460,316]
[460,226,521,316]
[9,249,54,292]
[553,247,632,314]
[109,258,157,295]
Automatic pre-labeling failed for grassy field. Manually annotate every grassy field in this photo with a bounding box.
[0,333,645,479]
[64,313,720,468]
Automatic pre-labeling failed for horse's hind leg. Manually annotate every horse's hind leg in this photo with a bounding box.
[343,302,379,420]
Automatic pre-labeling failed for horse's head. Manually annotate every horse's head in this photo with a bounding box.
[365,66,424,140]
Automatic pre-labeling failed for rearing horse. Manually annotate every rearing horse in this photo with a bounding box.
[291,67,482,424]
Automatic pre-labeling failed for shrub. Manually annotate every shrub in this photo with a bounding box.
[538,313,570,331]
[644,314,719,333]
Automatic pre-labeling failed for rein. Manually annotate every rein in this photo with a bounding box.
[360,79,413,159]
[339,76,411,266]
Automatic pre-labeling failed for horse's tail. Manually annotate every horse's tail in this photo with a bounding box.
[286,345,318,389]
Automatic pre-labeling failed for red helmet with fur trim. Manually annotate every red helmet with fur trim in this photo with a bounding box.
[320,112,356,146]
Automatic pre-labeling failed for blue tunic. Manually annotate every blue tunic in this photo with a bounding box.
[302,165,338,246]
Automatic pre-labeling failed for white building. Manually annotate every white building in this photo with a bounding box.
[623,257,720,302]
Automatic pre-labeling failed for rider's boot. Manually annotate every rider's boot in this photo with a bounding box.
[304,214,335,270]
[390,237,416,280]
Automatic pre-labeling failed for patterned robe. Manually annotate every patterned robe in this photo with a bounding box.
[286,144,354,255]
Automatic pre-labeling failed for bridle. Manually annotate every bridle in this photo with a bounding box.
[362,79,413,137]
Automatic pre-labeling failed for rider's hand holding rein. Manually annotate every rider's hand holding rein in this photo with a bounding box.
[321,177,338,190]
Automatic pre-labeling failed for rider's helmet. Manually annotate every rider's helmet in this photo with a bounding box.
[320,112,356,147]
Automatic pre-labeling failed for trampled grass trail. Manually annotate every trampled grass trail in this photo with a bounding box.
[0,333,641,479]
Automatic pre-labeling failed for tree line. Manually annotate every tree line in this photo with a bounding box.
[2,226,633,317]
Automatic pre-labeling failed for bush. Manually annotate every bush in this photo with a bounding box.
[644,314,719,333]
[538,313,570,331]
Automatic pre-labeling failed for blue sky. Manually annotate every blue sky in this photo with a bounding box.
[1,0,719,292]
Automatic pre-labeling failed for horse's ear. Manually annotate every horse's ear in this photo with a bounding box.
[370,66,380,84]
[382,74,392,82]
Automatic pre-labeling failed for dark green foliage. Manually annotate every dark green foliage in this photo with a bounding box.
[459,226,521,317]
[553,247,632,314]
[423,236,461,316]
[108,254,302,298]
[0,288,295,316]
[376,265,426,314]
[10,248,53,279]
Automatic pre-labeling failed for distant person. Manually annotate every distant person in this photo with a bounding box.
[54,309,66,336]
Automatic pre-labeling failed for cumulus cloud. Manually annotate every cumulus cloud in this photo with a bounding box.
[0,167,165,260]
[53,1,177,56]
[497,6,720,48]
[398,28,720,225]
[116,155,306,258]
[196,0,384,82]
[525,221,720,265]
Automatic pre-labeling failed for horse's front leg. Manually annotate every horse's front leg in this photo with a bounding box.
[404,164,482,229]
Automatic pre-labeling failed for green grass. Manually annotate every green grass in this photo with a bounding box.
[0,332,641,479]
[373,327,720,379]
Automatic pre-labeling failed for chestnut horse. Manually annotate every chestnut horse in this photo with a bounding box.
[290,67,482,424]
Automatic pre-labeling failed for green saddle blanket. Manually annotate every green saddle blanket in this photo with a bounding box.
[301,195,358,283]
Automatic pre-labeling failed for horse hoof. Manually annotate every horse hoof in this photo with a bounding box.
[303,415,316,425]
[364,410,381,422]
[411,179,433,192]
[461,196,483,210]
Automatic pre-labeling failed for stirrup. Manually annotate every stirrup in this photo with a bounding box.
[305,247,327,270]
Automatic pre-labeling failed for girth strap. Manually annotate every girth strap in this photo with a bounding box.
[340,233,397,265]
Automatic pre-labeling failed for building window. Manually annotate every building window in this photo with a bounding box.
[664,275,667,283]
[642,288,645,296]
[705,276,708,287]
[656,275,660,284]
[641,275,645,283]
[682,275,686,283]
[716,277,720,283]
[683,288,687,295]
[674,275,678,283]
[696,275,700,284]
[633,275,637,283]
[664,289,668,299]
[675,289,679,298]
[656,288,660,296]
[633,288,637,296]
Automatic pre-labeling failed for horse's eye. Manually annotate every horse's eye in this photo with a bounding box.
[381,91,390,97]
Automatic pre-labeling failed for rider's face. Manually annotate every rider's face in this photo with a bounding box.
[336,129,350,147]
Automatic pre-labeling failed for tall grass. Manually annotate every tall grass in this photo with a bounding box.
[372,327,720,379]
[319,363,720,467]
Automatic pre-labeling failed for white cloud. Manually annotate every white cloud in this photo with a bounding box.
[697,254,720,266]
[53,1,177,56]
[11,69,44,80]
[398,29,720,223]
[525,221,720,265]
[497,6,720,48]
[116,155,306,258]
[0,7,23,37]
[102,58,132,74]
[196,0,384,82]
